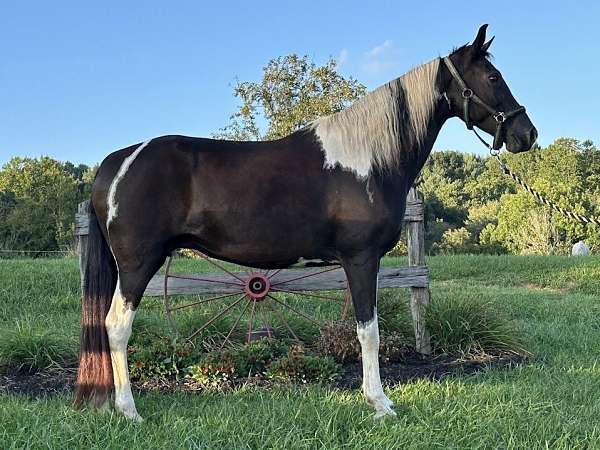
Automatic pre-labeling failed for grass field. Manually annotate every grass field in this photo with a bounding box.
[1,255,599,449]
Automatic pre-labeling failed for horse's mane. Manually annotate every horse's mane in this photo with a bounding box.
[311,58,441,178]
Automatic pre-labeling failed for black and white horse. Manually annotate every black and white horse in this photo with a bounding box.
[75,25,537,420]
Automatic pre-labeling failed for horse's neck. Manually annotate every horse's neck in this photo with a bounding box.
[380,96,451,192]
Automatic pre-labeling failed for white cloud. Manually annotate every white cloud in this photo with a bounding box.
[362,40,400,75]
[337,48,349,66]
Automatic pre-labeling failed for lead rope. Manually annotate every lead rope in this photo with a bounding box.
[471,128,600,226]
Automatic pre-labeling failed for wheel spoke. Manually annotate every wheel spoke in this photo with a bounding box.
[219,299,252,351]
[167,291,241,312]
[271,287,342,302]
[193,250,247,283]
[167,273,244,287]
[187,294,247,341]
[267,268,284,280]
[270,266,341,287]
[246,299,257,342]
[259,305,273,338]
[266,294,321,327]
[266,300,300,342]
[163,257,179,335]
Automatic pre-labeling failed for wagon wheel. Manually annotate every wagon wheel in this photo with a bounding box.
[163,250,352,348]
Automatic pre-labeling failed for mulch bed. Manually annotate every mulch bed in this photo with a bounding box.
[0,352,523,399]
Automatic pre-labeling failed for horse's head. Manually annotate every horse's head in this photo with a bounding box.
[444,24,537,153]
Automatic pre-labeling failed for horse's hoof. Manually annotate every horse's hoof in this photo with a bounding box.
[373,405,397,420]
[122,410,144,423]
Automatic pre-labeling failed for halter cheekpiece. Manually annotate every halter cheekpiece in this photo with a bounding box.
[442,56,526,151]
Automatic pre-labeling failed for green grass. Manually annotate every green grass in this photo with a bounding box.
[1,255,600,448]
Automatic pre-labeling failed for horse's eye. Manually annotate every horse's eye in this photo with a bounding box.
[488,73,500,83]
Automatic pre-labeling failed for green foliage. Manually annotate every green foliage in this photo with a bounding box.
[0,320,76,373]
[265,346,341,383]
[187,339,340,387]
[0,157,93,252]
[422,139,600,255]
[216,54,366,140]
[426,295,529,357]
[188,339,288,386]
[128,338,197,382]
[314,321,360,363]
[432,227,474,254]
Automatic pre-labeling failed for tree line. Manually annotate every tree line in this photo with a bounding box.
[1,54,598,255]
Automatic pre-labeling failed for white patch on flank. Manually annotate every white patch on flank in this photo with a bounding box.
[105,278,141,422]
[312,59,440,179]
[357,311,396,419]
[106,139,152,229]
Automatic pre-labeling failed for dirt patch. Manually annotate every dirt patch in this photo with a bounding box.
[0,367,77,398]
[337,352,523,389]
[0,353,523,399]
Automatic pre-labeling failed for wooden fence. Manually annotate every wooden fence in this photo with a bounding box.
[75,187,431,354]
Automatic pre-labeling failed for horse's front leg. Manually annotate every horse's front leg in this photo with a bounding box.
[343,252,396,419]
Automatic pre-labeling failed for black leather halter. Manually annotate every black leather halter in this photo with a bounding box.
[443,56,526,151]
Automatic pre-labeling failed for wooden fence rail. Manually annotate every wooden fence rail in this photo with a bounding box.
[75,186,431,354]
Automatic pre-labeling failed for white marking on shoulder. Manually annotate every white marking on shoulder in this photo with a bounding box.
[106,139,152,229]
[313,124,373,179]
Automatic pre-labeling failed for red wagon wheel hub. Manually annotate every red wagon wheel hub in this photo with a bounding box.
[244,274,271,301]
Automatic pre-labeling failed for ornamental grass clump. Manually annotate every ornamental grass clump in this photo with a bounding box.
[426,295,530,357]
[0,320,76,373]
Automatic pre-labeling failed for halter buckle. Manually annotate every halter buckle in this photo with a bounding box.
[493,112,506,123]
[462,88,473,99]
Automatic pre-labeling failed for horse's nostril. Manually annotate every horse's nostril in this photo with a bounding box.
[530,128,538,143]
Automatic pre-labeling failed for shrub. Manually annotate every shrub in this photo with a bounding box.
[315,321,360,363]
[188,339,341,387]
[187,361,236,388]
[432,227,474,254]
[265,346,341,383]
[315,320,412,364]
[128,338,197,382]
[387,233,408,256]
[426,296,529,357]
[379,332,411,363]
[187,339,288,386]
[0,321,76,373]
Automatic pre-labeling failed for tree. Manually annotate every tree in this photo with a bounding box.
[0,157,84,251]
[481,138,600,254]
[216,54,366,140]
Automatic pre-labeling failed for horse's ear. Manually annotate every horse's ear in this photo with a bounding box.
[481,36,495,54]
[468,24,489,60]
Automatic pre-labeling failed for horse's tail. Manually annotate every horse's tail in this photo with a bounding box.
[74,202,117,408]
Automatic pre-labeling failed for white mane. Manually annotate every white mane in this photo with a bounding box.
[311,58,441,178]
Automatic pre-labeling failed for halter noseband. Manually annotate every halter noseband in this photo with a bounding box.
[442,56,526,151]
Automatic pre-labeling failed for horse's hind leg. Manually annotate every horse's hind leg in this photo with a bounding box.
[342,252,396,419]
[106,249,164,421]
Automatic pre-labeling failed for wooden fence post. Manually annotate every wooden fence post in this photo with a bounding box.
[406,187,431,355]
[75,200,90,293]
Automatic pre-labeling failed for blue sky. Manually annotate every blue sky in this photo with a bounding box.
[1,1,599,166]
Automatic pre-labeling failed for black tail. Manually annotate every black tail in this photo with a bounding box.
[74,202,117,408]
